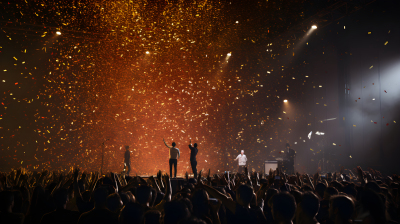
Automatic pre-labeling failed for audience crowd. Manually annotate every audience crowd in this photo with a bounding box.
[1,166,399,224]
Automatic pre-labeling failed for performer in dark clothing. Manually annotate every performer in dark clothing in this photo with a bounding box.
[124,145,131,176]
[285,143,296,174]
[188,140,199,179]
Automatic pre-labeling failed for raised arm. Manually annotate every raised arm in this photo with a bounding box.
[201,184,237,214]
[163,138,171,148]
[153,174,172,211]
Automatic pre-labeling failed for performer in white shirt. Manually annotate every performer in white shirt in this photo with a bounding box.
[163,138,180,178]
[234,150,247,173]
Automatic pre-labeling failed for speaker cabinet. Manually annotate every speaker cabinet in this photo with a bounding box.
[265,161,278,173]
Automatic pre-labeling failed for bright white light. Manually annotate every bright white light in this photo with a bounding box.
[372,98,376,100]
[227,53,231,56]
[283,99,288,103]
[311,25,317,29]
[315,131,325,136]
[56,31,62,35]
[145,51,150,54]
[236,21,239,23]
[308,131,312,139]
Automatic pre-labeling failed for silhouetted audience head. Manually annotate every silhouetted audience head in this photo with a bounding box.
[179,217,207,224]
[164,199,190,224]
[365,181,381,193]
[236,184,254,206]
[12,190,23,213]
[0,190,14,212]
[324,187,339,200]
[194,143,198,148]
[93,186,109,207]
[102,176,114,186]
[53,188,69,209]
[329,195,355,224]
[181,197,193,213]
[271,192,296,223]
[106,193,123,212]
[342,184,357,199]
[290,190,303,205]
[315,182,327,199]
[302,184,313,192]
[120,192,130,205]
[144,210,161,224]
[172,142,176,147]
[119,202,145,224]
[82,190,91,202]
[360,188,387,223]
[191,189,209,215]
[188,179,197,185]
[330,181,344,192]
[136,185,153,206]
[300,192,319,218]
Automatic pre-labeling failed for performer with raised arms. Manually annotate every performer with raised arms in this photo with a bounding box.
[188,139,199,178]
[163,138,180,178]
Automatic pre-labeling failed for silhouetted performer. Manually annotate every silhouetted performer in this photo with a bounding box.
[234,150,247,173]
[164,138,180,178]
[188,139,198,179]
[285,143,296,174]
[124,145,131,176]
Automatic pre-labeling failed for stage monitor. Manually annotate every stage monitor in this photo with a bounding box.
[265,161,278,174]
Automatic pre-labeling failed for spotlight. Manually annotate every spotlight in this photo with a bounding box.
[283,99,288,103]
[311,25,317,29]
[227,53,231,56]
[145,51,150,54]
[56,31,62,35]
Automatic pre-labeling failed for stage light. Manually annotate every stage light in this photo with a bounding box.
[227,53,231,56]
[283,99,288,103]
[311,25,317,29]
[145,51,150,54]
[56,31,62,35]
